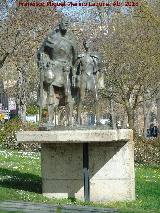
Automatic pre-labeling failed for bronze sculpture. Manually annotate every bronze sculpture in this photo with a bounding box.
[75,40,104,125]
[37,17,78,125]
[37,18,104,126]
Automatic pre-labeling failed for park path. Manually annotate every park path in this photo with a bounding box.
[0,200,118,213]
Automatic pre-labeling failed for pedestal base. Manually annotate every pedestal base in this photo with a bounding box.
[17,129,135,202]
[41,136,135,201]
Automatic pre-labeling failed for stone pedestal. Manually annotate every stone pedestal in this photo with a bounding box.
[17,129,135,202]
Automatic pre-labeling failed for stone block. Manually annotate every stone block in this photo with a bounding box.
[16,129,135,202]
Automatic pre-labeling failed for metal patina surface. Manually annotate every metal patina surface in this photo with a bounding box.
[37,17,103,126]
[37,17,78,125]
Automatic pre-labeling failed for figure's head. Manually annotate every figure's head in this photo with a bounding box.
[59,17,70,34]
[83,39,91,51]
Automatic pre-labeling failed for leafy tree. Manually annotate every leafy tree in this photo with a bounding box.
[101,0,160,130]
[0,0,60,120]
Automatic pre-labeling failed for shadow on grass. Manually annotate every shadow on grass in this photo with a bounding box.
[0,168,42,193]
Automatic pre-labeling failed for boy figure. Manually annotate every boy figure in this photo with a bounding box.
[75,40,104,124]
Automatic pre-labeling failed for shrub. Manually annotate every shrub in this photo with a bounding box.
[134,136,160,165]
[0,117,40,151]
[26,104,39,115]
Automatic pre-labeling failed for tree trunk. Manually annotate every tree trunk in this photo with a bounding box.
[143,109,150,138]
[110,98,117,129]
[126,108,135,130]
[156,96,160,131]
[16,65,28,124]
[20,104,26,123]
[122,114,128,129]
[143,97,151,138]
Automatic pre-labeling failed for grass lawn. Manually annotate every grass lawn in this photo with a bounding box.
[0,149,160,213]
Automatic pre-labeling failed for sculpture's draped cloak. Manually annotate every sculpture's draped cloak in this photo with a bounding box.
[37,27,78,107]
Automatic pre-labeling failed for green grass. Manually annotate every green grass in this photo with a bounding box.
[0,149,160,213]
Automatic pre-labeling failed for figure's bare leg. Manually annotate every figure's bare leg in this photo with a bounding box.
[47,85,56,124]
[63,66,74,126]
[95,100,100,125]
[64,93,74,126]
[77,100,82,125]
[77,84,85,125]
[59,107,66,126]
[48,104,54,124]
[54,107,57,126]
[94,81,100,125]
[69,98,74,126]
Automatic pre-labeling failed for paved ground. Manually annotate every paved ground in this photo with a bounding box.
[0,200,119,213]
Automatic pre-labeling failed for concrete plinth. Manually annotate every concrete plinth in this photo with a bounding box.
[17,129,135,202]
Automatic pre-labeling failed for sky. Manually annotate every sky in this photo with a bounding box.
[0,0,133,23]
[51,0,133,21]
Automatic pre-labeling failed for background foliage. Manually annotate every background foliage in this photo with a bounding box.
[135,136,160,165]
[0,118,39,151]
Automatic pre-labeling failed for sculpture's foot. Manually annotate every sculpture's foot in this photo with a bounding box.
[73,120,80,126]
[95,121,102,126]
[66,121,74,128]
[39,122,55,131]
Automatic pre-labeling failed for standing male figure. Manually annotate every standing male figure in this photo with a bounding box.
[37,17,78,125]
